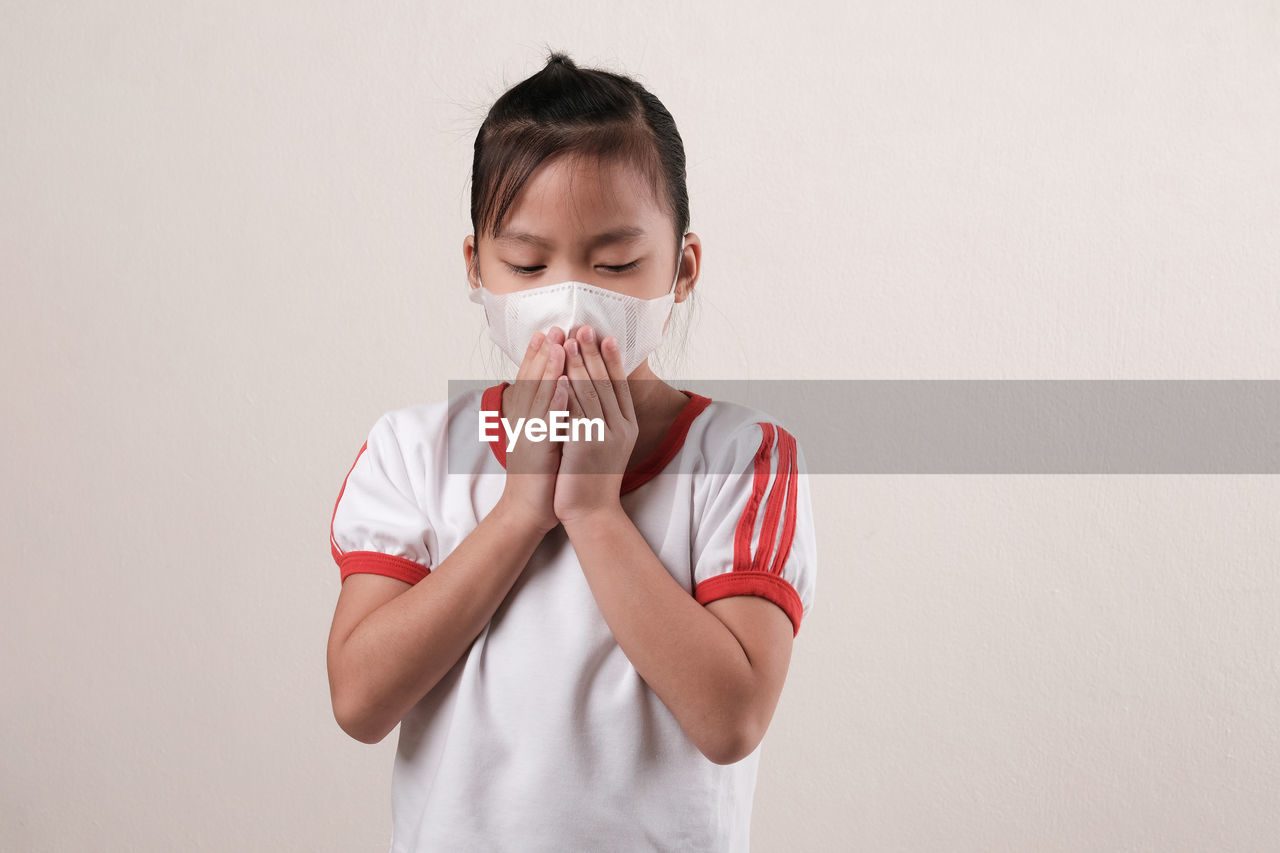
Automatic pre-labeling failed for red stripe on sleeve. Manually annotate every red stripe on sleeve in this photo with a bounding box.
[733,423,776,573]
[751,424,793,574]
[768,428,800,577]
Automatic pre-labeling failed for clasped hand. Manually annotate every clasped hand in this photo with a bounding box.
[499,325,638,532]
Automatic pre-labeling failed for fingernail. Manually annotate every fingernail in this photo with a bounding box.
[566,338,578,356]
[583,326,595,344]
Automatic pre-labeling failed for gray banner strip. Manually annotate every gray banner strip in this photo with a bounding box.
[447,380,1280,474]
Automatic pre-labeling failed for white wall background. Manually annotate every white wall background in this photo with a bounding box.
[3,1,1278,850]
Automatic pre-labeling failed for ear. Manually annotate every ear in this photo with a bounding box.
[674,232,701,303]
[463,235,480,290]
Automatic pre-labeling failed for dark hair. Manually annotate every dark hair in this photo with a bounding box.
[469,51,689,265]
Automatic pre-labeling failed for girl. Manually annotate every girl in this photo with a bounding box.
[327,51,817,853]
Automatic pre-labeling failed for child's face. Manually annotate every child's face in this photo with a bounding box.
[466,153,693,301]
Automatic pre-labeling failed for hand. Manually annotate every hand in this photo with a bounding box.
[554,325,639,526]
[497,327,569,534]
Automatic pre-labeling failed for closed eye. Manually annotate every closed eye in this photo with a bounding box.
[505,261,640,276]
[601,261,640,273]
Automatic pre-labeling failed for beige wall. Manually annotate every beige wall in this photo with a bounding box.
[3,1,1278,850]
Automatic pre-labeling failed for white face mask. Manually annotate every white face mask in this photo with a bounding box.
[469,237,685,376]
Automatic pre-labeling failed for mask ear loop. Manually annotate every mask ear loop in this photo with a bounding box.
[471,254,488,303]
[645,236,686,373]
[668,236,686,296]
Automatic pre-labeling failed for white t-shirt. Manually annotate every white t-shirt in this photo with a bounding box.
[330,382,818,852]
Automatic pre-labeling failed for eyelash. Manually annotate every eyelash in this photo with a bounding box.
[506,261,639,276]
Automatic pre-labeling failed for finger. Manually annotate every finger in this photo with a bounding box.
[530,341,566,419]
[544,327,567,388]
[564,331,604,422]
[577,326,622,426]
[516,328,564,418]
[515,331,547,382]
[550,374,569,415]
[600,334,635,424]
[565,376,583,422]
[512,331,549,416]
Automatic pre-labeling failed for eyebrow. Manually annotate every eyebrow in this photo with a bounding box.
[494,225,647,250]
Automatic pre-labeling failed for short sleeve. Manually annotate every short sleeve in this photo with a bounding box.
[692,421,818,637]
[329,413,434,585]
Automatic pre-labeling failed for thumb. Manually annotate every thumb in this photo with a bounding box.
[551,375,568,412]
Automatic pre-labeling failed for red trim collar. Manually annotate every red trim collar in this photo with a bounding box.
[480,382,713,495]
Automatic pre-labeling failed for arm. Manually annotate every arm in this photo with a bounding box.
[328,330,570,745]
[327,497,548,744]
[562,506,795,765]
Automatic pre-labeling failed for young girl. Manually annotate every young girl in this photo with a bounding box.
[327,51,817,852]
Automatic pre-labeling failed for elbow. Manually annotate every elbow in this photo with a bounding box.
[332,695,369,744]
[335,704,391,745]
[700,718,764,766]
[332,687,392,745]
[329,648,395,745]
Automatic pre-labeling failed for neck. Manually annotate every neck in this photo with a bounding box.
[621,360,690,467]
[626,360,685,417]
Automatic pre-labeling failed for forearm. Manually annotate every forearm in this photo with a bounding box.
[335,499,548,743]
[562,506,756,764]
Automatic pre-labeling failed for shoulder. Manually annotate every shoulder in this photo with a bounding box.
[378,386,488,451]
[683,395,803,466]
[362,387,493,487]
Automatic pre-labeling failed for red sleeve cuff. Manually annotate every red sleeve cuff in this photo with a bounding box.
[694,570,804,637]
[337,550,430,585]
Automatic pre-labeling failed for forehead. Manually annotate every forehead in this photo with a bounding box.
[498,153,667,241]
